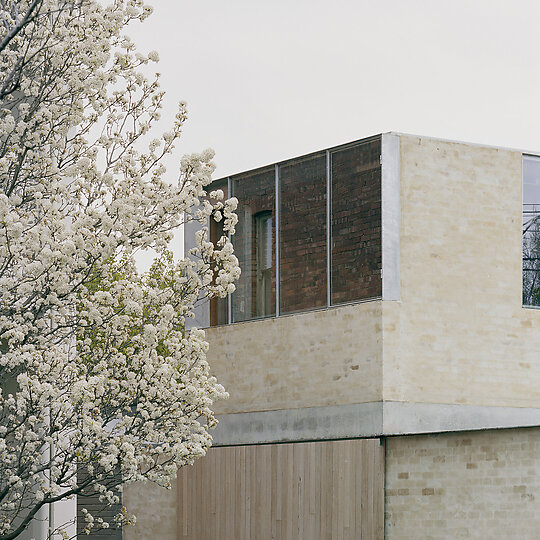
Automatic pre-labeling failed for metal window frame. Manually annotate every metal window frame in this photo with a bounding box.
[326,150,332,307]
[522,154,540,309]
[227,176,232,324]
[275,164,281,317]
[224,136,386,325]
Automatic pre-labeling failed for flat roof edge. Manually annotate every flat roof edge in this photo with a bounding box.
[388,131,540,157]
[210,131,540,185]
[211,133,383,184]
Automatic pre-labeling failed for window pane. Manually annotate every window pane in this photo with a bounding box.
[209,179,229,326]
[279,152,327,314]
[523,155,540,306]
[231,167,276,322]
[331,138,382,305]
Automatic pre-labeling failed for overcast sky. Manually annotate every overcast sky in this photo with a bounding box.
[129,0,540,264]
[130,0,540,180]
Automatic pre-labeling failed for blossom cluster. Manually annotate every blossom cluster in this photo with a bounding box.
[0,1,239,537]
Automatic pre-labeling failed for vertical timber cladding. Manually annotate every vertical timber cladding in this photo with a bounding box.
[331,137,382,305]
[76,467,122,539]
[177,439,384,540]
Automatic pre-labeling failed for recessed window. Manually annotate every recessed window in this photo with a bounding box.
[331,140,382,305]
[255,211,273,317]
[210,136,383,326]
[279,153,327,314]
[523,155,540,307]
[231,167,276,322]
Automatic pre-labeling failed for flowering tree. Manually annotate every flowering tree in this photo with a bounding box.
[0,0,239,538]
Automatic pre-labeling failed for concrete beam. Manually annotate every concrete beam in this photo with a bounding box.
[211,401,540,446]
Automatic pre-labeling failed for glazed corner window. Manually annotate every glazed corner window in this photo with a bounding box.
[523,155,540,307]
[255,212,273,317]
[210,137,382,327]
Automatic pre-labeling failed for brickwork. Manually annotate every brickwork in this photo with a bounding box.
[383,136,540,407]
[123,480,177,540]
[279,151,327,314]
[386,428,540,539]
[331,138,382,304]
[231,167,276,322]
[207,301,382,414]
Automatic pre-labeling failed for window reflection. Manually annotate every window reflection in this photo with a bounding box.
[255,212,273,317]
[231,167,276,322]
[331,140,382,305]
[279,153,327,314]
[523,155,540,306]
[209,137,384,326]
[209,180,229,326]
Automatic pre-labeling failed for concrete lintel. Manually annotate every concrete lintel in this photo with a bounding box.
[382,401,540,436]
[212,402,383,446]
[211,402,540,446]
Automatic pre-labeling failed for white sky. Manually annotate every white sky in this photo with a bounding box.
[129,0,540,264]
[130,0,540,179]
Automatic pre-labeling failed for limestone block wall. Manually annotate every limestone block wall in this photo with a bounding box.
[383,135,540,407]
[206,301,383,415]
[385,427,540,539]
[123,480,177,540]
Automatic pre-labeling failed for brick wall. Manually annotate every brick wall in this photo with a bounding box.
[386,428,540,539]
[279,151,327,314]
[383,136,540,407]
[207,301,383,415]
[231,167,276,321]
[212,136,382,324]
[331,138,382,304]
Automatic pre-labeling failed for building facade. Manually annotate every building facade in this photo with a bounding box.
[124,133,540,539]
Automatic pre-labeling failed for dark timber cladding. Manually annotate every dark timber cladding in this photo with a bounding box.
[177,439,385,540]
[77,467,122,539]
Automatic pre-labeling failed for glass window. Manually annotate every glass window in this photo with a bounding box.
[231,167,276,322]
[207,136,385,326]
[255,211,273,316]
[523,155,540,306]
[330,139,382,305]
[279,152,327,314]
[209,180,229,326]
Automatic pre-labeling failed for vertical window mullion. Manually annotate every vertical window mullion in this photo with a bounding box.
[326,150,331,307]
[227,176,232,324]
[275,164,280,317]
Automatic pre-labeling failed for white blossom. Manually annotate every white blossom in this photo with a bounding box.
[0,1,238,538]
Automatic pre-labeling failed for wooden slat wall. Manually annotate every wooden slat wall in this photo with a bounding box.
[177,438,384,540]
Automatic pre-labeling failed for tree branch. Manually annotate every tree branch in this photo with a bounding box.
[0,0,42,54]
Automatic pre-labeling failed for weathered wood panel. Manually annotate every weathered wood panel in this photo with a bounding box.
[77,467,122,539]
[177,438,384,540]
